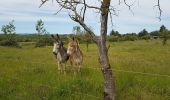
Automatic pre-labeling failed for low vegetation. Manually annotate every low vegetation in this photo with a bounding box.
[0,40,170,100]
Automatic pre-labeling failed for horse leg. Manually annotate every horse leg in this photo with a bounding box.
[63,63,66,75]
[78,65,81,73]
[73,65,77,75]
[58,61,61,74]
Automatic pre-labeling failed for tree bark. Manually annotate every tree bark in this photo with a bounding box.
[97,40,115,100]
[99,0,115,99]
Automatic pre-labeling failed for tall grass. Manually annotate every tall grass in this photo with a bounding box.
[0,40,170,100]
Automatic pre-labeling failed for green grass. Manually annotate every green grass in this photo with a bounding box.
[0,40,170,100]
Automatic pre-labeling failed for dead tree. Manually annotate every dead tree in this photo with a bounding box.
[40,0,162,100]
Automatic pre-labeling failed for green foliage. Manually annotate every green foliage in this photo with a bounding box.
[35,34,53,47]
[110,29,121,37]
[0,20,19,47]
[159,25,166,32]
[159,25,170,45]
[72,26,82,35]
[150,31,160,36]
[121,33,138,41]
[35,19,50,47]
[140,34,150,40]
[0,40,21,48]
[107,35,120,42]
[36,19,46,35]
[1,20,15,35]
[138,29,149,38]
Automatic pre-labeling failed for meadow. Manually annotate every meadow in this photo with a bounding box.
[0,40,170,100]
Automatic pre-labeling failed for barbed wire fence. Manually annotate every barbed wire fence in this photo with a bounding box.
[1,59,170,99]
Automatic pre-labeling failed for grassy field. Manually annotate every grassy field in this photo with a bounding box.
[0,40,170,100]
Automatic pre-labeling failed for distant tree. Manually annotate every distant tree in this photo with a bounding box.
[36,19,47,40]
[159,25,170,45]
[1,20,16,41]
[73,26,81,35]
[150,30,160,36]
[83,30,92,52]
[121,33,138,41]
[109,30,121,42]
[35,19,49,47]
[160,25,166,32]
[110,29,121,37]
[138,29,149,37]
[0,20,20,47]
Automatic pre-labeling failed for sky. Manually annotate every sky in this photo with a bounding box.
[0,0,169,35]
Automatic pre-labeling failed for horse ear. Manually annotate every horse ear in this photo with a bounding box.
[56,34,60,39]
[56,34,62,42]
[51,34,58,41]
[72,37,75,41]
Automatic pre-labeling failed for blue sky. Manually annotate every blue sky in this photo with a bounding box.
[0,0,169,35]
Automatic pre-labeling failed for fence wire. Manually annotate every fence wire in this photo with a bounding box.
[1,58,170,99]
[14,60,170,78]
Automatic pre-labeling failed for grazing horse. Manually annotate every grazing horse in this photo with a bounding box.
[67,37,83,74]
[51,34,69,74]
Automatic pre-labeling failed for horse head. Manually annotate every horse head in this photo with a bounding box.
[51,34,64,55]
[67,37,79,56]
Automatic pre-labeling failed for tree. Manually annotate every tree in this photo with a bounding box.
[83,30,92,52]
[36,19,47,40]
[138,29,148,37]
[159,25,170,45]
[110,29,121,37]
[160,25,166,32]
[40,0,162,99]
[35,19,49,47]
[150,30,159,36]
[73,26,81,35]
[1,20,16,41]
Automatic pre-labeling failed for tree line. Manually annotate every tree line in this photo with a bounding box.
[108,25,170,45]
[0,20,170,48]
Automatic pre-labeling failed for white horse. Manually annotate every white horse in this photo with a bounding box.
[51,34,69,74]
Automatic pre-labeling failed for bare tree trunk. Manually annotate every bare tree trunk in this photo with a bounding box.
[97,0,115,99]
[98,40,115,100]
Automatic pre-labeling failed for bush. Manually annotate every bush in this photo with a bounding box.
[120,35,138,41]
[35,37,53,47]
[140,35,150,40]
[107,35,120,42]
[0,40,21,48]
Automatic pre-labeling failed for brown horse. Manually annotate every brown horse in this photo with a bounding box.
[67,37,83,74]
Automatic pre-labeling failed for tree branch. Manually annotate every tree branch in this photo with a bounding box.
[39,0,49,8]
[123,0,135,15]
[69,11,98,43]
[82,0,86,21]
[154,0,162,21]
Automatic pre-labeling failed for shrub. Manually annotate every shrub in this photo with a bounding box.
[121,34,138,41]
[0,40,21,48]
[107,35,120,42]
[35,36,53,47]
[140,35,150,40]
